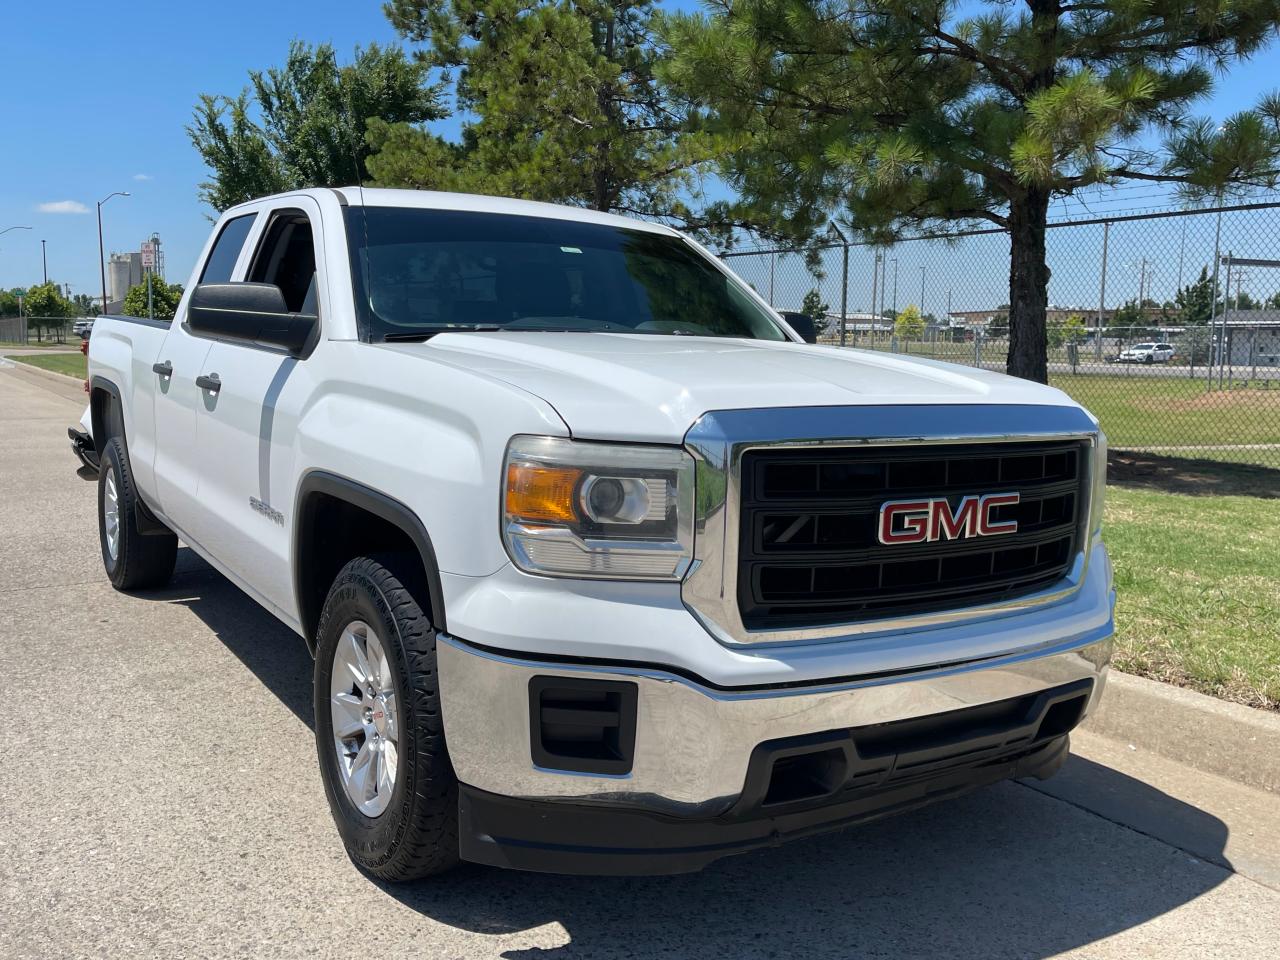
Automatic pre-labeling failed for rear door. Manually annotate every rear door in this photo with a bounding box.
[151,212,257,527]
[188,199,325,611]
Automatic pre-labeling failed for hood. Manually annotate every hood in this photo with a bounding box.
[381,333,1079,443]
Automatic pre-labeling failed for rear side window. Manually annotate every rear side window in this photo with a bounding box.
[199,214,256,284]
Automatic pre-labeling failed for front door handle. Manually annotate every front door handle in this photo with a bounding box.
[152,360,172,377]
[195,373,222,394]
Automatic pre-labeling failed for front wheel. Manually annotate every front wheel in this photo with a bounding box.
[314,555,458,880]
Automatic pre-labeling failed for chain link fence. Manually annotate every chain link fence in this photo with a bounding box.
[722,201,1280,471]
[0,317,89,345]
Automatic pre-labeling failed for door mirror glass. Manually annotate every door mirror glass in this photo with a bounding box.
[187,282,318,357]
[778,311,819,344]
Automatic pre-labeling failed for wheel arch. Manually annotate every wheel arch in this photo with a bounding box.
[293,471,448,653]
[89,375,124,454]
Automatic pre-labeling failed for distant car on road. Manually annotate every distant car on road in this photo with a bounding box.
[73,319,94,339]
[1118,342,1174,364]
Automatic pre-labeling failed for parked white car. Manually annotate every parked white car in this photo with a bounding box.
[74,187,1113,878]
[1118,342,1175,364]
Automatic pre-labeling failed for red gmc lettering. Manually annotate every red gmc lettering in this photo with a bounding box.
[878,493,1021,545]
[976,493,1020,536]
[878,499,932,544]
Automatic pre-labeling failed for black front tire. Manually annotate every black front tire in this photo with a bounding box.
[314,555,459,881]
[98,437,178,591]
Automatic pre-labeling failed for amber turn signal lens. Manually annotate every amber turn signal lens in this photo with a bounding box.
[506,462,582,524]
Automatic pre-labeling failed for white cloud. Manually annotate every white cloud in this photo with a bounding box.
[37,200,90,215]
[132,173,152,181]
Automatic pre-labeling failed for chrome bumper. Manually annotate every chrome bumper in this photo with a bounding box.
[437,625,1112,817]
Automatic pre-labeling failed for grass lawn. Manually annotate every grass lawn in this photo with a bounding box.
[11,352,87,379]
[1105,482,1280,710]
[0,340,79,349]
[1052,374,1280,460]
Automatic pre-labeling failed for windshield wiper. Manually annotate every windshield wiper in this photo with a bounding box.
[382,326,504,343]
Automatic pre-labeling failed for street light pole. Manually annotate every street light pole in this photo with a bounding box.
[41,240,47,285]
[97,191,131,315]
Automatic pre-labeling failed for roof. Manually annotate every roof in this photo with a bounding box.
[336,187,680,235]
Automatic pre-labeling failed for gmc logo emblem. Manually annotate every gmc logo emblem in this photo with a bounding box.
[877,493,1020,545]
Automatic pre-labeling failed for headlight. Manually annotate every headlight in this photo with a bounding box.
[502,436,695,579]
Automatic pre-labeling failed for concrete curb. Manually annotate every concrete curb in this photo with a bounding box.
[1085,670,1280,794]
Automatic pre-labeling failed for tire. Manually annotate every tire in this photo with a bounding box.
[1143,354,1154,365]
[314,555,458,880]
[98,436,178,591]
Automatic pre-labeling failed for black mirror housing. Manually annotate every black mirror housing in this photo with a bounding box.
[187,283,318,357]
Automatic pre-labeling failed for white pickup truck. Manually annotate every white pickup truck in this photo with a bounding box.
[75,188,1113,878]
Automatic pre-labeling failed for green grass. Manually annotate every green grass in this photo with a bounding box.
[1105,485,1280,710]
[11,352,87,379]
[0,339,79,349]
[1052,374,1280,445]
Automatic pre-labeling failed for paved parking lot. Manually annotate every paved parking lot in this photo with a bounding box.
[2,364,1278,960]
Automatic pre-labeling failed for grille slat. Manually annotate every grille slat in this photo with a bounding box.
[738,441,1087,629]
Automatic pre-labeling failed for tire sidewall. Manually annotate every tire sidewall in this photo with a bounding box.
[314,568,419,867]
[98,442,124,581]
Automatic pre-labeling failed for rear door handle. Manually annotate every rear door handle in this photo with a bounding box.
[152,360,172,377]
[195,373,222,394]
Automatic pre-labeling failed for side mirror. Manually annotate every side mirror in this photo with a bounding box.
[187,283,318,358]
[778,311,819,344]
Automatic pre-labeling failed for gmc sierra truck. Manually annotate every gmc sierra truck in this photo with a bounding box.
[75,188,1113,879]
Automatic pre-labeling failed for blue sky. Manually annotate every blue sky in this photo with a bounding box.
[0,0,1276,305]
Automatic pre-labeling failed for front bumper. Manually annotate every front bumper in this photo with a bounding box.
[439,620,1111,873]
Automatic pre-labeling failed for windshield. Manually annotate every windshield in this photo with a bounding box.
[344,207,787,341]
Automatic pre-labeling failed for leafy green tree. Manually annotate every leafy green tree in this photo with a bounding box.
[801,288,829,331]
[894,303,925,341]
[664,1,1280,383]
[189,41,445,212]
[22,282,73,341]
[1050,313,1086,347]
[0,290,18,318]
[123,276,185,323]
[1174,266,1220,326]
[374,1,719,221]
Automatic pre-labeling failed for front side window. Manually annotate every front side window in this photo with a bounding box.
[200,213,257,284]
[344,207,786,342]
[249,210,317,313]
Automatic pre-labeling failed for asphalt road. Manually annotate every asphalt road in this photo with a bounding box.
[2,364,1278,960]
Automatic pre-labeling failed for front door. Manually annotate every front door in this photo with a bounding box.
[190,202,323,613]
[150,212,257,531]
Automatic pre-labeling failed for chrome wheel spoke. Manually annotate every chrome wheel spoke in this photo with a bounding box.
[349,740,376,802]
[377,741,397,796]
[381,692,399,741]
[332,692,364,739]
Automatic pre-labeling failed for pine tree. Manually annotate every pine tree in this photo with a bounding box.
[664,0,1280,382]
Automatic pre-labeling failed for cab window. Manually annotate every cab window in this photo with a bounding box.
[248,210,318,314]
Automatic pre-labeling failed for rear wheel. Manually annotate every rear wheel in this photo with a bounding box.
[314,555,458,880]
[98,437,177,590]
